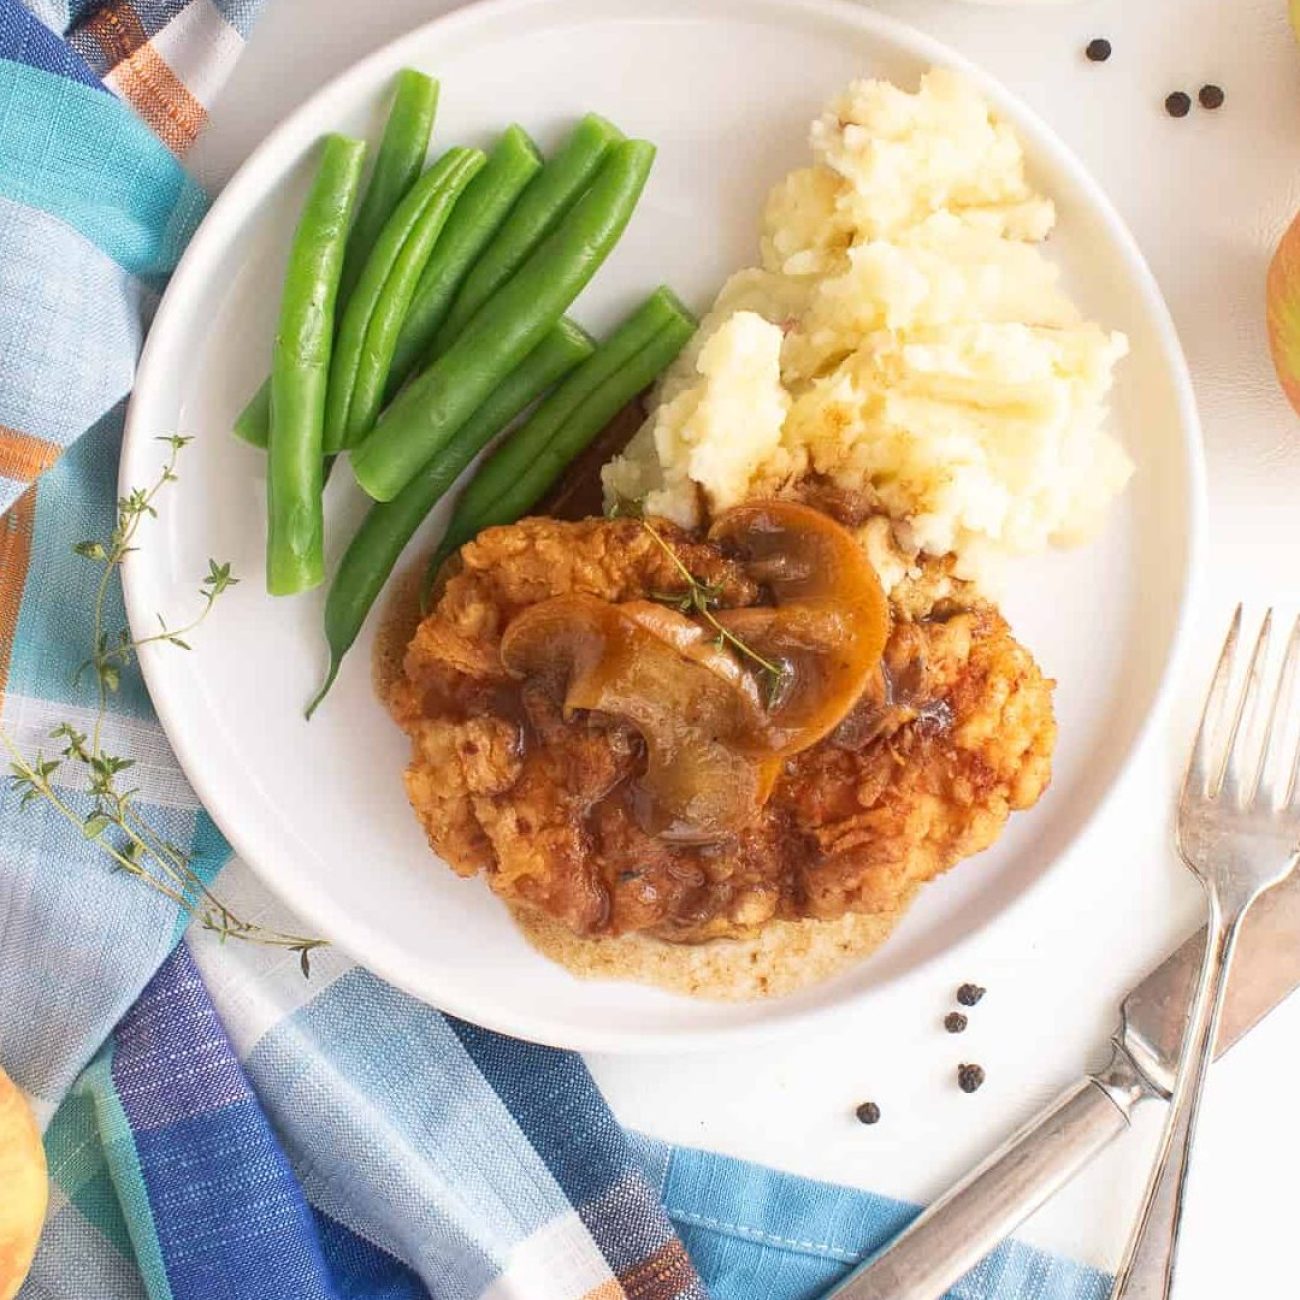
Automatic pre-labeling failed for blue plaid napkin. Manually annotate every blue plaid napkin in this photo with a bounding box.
[0,3,1112,1296]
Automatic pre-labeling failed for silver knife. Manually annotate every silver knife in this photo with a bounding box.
[825,869,1300,1300]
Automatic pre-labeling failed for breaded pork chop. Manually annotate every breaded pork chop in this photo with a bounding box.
[387,514,1055,945]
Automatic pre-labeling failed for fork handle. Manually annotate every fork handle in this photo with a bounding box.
[1109,906,1244,1300]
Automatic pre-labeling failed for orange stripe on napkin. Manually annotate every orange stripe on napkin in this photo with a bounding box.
[0,489,37,697]
[74,1,207,154]
[579,1282,624,1300]
[615,1239,698,1299]
[0,428,61,485]
[110,44,208,156]
[76,0,150,69]
[0,428,60,486]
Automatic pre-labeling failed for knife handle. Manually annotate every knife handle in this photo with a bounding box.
[824,1044,1155,1300]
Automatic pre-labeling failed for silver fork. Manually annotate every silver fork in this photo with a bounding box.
[1110,607,1300,1300]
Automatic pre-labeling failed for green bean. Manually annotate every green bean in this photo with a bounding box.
[421,291,694,604]
[305,318,594,717]
[386,126,542,397]
[338,69,439,303]
[267,133,367,596]
[352,139,656,503]
[440,287,688,525]
[490,315,695,513]
[233,378,272,447]
[323,147,485,452]
[428,114,623,357]
[234,70,438,449]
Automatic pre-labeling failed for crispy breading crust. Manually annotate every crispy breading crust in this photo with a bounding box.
[387,515,1055,972]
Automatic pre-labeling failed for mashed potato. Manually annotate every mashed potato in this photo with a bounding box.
[603,68,1133,579]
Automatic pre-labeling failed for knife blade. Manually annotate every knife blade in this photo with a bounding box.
[824,869,1300,1300]
[1121,867,1300,1094]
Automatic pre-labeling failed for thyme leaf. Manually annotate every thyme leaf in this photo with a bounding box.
[640,521,789,704]
[1,436,325,972]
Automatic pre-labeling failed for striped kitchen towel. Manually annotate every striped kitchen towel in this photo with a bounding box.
[0,2,1111,1296]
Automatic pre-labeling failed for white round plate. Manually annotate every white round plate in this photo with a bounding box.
[122,0,1204,1052]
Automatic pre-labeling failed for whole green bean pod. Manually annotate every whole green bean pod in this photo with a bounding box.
[267,133,367,596]
[439,286,686,525]
[428,113,623,357]
[324,146,485,452]
[487,316,695,515]
[385,125,542,397]
[352,138,656,503]
[234,69,438,449]
[305,318,594,717]
[422,295,695,606]
[338,69,439,303]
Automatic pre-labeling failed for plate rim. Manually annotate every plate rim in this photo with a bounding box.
[122,0,1207,1053]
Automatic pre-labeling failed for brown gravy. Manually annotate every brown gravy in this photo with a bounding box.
[373,559,427,717]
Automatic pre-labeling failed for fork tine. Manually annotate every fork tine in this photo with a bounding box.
[1220,609,1272,804]
[1290,725,1300,810]
[1184,605,1242,800]
[1255,613,1300,807]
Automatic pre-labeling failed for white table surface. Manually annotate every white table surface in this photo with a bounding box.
[192,0,1300,1291]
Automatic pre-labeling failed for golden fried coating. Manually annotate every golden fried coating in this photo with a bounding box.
[387,515,1055,945]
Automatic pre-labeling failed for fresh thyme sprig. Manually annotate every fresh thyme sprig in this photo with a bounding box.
[639,520,789,707]
[606,494,644,520]
[2,435,326,976]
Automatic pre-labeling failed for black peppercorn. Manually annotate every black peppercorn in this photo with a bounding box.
[957,1064,986,1094]
[956,983,985,1007]
[1165,92,1192,118]
[855,1101,882,1125]
[1199,84,1225,111]
[1085,38,1112,63]
[944,1011,968,1034]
